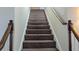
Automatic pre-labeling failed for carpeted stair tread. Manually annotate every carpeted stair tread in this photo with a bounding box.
[27,25,50,29]
[29,20,47,22]
[29,18,47,20]
[28,22,48,25]
[23,40,56,48]
[25,34,53,40]
[26,29,51,34]
[23,40,54,42]
[22,48,58,51]
[29,17,46,20]
[28,21,48,23]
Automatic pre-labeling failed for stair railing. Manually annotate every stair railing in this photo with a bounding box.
[0,20,13,51]
[51,8,67,25]
[68,20,79,51]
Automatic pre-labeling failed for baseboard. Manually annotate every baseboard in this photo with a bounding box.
[48,18,62,51]
[19,8,30,51]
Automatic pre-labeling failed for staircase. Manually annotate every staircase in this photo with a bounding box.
[22,9,58,51]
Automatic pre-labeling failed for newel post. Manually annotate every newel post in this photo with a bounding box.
[9,20,13,51]
[68,20,72,51]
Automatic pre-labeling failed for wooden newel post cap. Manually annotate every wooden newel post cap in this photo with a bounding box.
[8,20,13,25]
[9,20,13,32]
[68,20,72,31]
[68,20,71,23]
[9,20,13,24]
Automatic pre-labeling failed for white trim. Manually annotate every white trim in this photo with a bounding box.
[44,8,62,51]
[19,8,30,51]
[50,25,62,51]
[40,7,45,9]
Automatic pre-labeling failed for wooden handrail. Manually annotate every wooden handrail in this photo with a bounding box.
[71,25,79,41]
[68,20,79,51]
[52,8,67,25]
[0,20,13,51]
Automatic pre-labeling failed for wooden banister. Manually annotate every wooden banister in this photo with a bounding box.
[71,25,79,41]
[68,20,79,51]
[0,20,13,51]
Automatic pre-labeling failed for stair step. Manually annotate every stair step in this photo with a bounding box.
[30,16,45,18]
[31,11,44,13]
[25,34,53,40]
[23,40,56,48]
[22,48,58,51]
[29,15,45,18]
[28,20,48,23]
[30,12,45,16]
[29,18,47,20]
[30,15,45,18]
[31,9,44,12]
[29,20,47,22]
[24,40,54,42]
[30,10,45,17]
[29,17,46,20]
[30,11,44,13]
[28,22,48,25]
[27,25,50,29]
[26,29,51,34]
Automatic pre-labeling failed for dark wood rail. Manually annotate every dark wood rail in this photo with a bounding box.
[0,20,13,51]
[52,8,67,25]
[68,20,79,51]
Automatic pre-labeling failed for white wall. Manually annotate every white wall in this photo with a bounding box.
[45,8,69,51]
[0,7,30,51]
[67,7,78,21]
[71,32,79,51]
[0,7,14,51]
[67,7,79,31]
[53,7,68,22]
[31,7,44,10]
[14,7,30,51]
[40,7,45,9]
